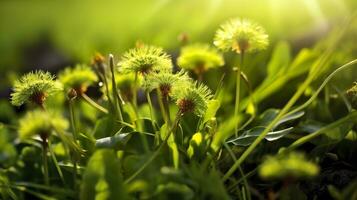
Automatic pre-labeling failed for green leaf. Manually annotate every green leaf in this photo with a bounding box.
[187,132,204,159]
[202,100,220,124]
[92,116,121,138]
[80,149,129,200]
[95,133,131,149]
[267,41,291,78]
[227,127,295,146]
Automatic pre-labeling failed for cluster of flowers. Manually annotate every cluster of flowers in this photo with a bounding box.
[10,18,270,143]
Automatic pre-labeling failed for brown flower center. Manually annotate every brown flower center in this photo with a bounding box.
[177,98,195,114]
[159,84,171,98]
[30,92,47,106]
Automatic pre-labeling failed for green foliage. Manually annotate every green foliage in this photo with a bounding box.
[80,149,129,200]
[177,43,224,73]
[2,13,357,200]
[214,18,269,54]
[11,70,63,106]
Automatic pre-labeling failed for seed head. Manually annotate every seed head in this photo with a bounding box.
[172,82,213,116]
[11,71,63,106]
[214,18,269,54]
[59,64,98,95]
[118,45,173,75]
[19,109,69,140]
[142,70,191,98]
[177,43,224,74]
[259,152,319,180]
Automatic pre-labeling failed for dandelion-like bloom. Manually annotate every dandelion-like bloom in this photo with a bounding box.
[177,44,224,74]
[118,45,173,75]
[19,109,69,140]
[214,18,269,54]
[142,70,191,98]
[259,152,319,180]
[11,71,63,106]
[172,82,213,116]
[59,64,98,95]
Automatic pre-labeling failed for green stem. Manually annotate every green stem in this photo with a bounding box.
[286,111,357,151]
[81,93,108,114]
[42,138,49,186]
[124,111,182,184]
[109,54,124,122]
[68,99,78,190]
[146,91,157,131]
[163,95,171,126]
[234,52,244,136]
[157,89,169,125]
[133,72,138,111]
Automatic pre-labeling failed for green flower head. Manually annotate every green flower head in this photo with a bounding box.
[177,43,224,74]
[142,70,191,97]
[59,64,98,95]
[118,45,173,75]
[214,18,269,54]
[172,82,213,116]
[19,109,69,140]
[259,152,319,180]
[11,71,63,106]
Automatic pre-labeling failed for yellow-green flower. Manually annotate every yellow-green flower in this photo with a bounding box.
[59,64,98,95]
[19,109,69,140]
[214,18,269,54]
[142,70,191,97]
[172,82,213,116]
[11,71,63,106]
[177,44,224,74]
[118,45,173,75]
[259,152,319,180]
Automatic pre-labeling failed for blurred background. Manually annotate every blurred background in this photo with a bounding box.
[0,0,356,99]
